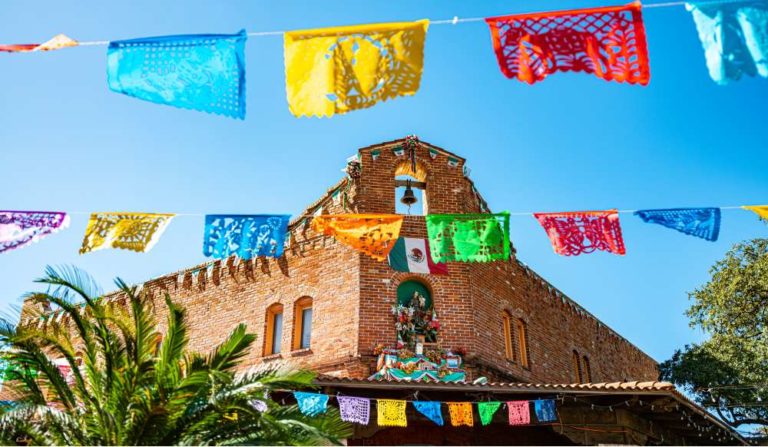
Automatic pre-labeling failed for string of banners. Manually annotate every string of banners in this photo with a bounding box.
[0,206,766,261]
[1,1,767,119]
[292,391,558,427]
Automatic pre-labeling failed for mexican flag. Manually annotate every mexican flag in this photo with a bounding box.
[388,237,448,274]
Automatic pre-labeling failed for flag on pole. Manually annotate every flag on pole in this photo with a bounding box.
[388,237,447,274]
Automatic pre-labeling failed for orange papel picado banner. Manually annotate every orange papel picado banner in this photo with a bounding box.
[311,213,403,261]
[284,20,429,117]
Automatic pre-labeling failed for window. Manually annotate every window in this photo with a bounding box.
[293,297,313,350]
[572,350,583,383]
[502,312,515,361]
[582,356,592,382]
[515,319,529,368]
[264,304,284,356]
[394,161,428,215]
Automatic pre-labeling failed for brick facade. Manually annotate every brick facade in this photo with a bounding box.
[20,138,658,384]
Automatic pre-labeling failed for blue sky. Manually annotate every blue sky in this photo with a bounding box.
[1,0,766,365]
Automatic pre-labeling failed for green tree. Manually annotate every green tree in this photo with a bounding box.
[0,266,350,445]
[659,238,768,429]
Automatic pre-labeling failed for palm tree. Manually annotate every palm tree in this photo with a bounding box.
[0,266,350,445]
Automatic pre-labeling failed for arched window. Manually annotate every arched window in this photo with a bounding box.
[515,319,529,368]
[264,303,284,356]
[502,312,515,361]
[582,356,592,382]
[394,161,428,215]
[293,297,313,350]
[572,350,583,383]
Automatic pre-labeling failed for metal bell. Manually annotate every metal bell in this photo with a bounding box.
[400,180,418,206]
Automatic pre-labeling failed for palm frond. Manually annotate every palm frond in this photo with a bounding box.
[206,323,256,372]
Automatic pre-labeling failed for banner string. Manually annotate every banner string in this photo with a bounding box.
[57,205,752,219]
[28,0,755,48]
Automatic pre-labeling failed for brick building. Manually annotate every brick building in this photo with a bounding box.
[17,138,744,445]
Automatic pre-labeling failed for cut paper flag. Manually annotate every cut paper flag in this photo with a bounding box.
[426,212,511,263]
[687,2,768,84]
[0,211,69,254]
[338,396,370,425]
[388,237,448,274]
[377,399,407,427]
[743,205,768,220]
[534,399,557,423]
[507,400,531,425]
[79,212,175,254]
[294,392,328,416]
[634,208,720,241]
[485,2,650,85]
[478,401,502,426]
[311,214,403,261]
[447,402,474,427]
[107,30,246,119]
[413,401,444,426]
[0,34,78,53]
[203,215,290,260]
[534,210,625,256]
[284,20,429,117]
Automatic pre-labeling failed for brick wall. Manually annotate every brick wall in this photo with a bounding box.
[351,140,657,382]
[17,138,657,384]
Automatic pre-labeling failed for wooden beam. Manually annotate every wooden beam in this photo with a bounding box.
[394,180,427,189]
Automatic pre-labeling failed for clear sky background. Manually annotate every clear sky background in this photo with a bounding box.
[1,0,767,366]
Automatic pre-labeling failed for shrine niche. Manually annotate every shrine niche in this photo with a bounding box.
[368,280,466,383]
[393,280,438,349]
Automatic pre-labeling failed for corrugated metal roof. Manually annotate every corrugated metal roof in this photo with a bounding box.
[315,376,675,393]
[313,376,746,445]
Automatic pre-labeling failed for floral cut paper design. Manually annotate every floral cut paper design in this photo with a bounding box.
[203,215,290,259]
[294,392,329,416]
[0,211,69,254]
[311,214,403,261]
[507,400,531,425]
[284,20,429,117]
[377,399,407,427]
[687,1,768,84]
[338,396,370,425]
[426,213,510,263]
[447,402,474,427]
[534,210,625,256]
[485,2,650,85]
[79,212,175,254]
[634,208,720,241]
[478,401,501,426]
[107,30,247,119]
